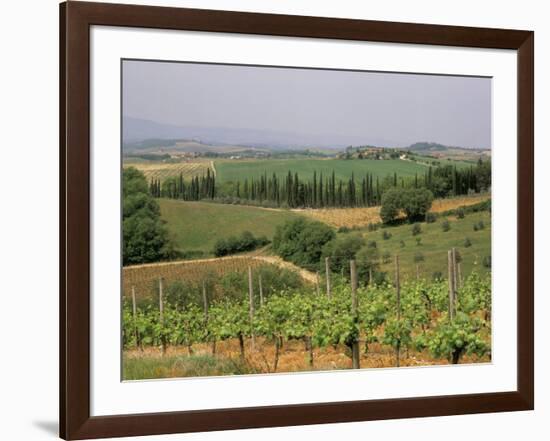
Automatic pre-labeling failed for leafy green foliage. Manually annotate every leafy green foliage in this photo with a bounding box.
[213,231,269,257]
[414,252,425,263]
[272,218,335,267]
[382,319,413,351]
[123,273,491,370]
[123,168,174,265]
[423,312,489,364]
[322,234,365,275]
[425,212,437,223]
[380,188,434,224]
[401,188,435,222]
[380,189,402,223]
[473,220,485,231]
[218,265,303,303]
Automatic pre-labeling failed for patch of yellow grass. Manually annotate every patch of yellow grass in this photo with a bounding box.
[294,195,490,229]
[430,194,490,213]
[123,159,213,182]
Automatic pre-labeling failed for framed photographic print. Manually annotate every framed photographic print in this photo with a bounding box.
[60,1,534,439]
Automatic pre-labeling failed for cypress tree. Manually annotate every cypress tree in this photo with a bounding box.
[319,173,324,207]
[312,171,317,208]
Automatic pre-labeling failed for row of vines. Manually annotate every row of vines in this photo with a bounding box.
[123,257,491,371]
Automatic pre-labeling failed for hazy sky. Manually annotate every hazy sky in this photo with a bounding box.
[123,59,492,149]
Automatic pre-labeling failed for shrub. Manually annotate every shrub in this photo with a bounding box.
[401,188,435,222]
[414,252,425,263]
[425,212,437,223]
[367,222,378,232]
[367,240,377,249]
[400,240,406,248]
[411,223,422,236]
[213,231,269,257]
[456,208,465,219]
[219,265,303,302]
[338,226,351,233]
[382,230,392,240]
[322,234,366,276]
[464,237,472,247]
[272,218,335,267]
[415,237,422,246]
[381,188,434,224]
[432,271,443,281]
[382,251,391,264]
[372,271,388,285]
[482,255,491,269]
[356,245,380,282]
[380,189,402,223]
[441,219,451,232]
[473,220,485,231]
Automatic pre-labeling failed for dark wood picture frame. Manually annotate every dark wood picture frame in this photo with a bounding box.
[60,1,534,439]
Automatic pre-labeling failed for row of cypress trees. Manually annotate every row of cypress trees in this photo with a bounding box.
[150,160,490,208]
[149,168,216,200]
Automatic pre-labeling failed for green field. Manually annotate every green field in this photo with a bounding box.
[360,211,491,280]
[214,158,430,183]
[159,199,301,256]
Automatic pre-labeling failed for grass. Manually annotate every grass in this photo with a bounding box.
[362,211,491,280]
[123,353,256,380]
[214,158,430,183]
[159,199,301,255]
[296,194,490,229]
[123,159,213,182]
[123,336,490,380]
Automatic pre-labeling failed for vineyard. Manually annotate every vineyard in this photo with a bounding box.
[124,256,271,302]
[123,159,213,182]
[123,252,491,379]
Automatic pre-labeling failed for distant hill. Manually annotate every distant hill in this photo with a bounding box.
[408,142,450,152]
[122,117,399,151]
[407,142,490,152]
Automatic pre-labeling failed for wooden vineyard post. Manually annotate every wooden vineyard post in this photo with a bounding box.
[325,257,331,298]
[416,264,420,280]
[131,286,139,350]
[369,267,373,286]
[448,250,455,320]
[202,281,208,320]
[248,266,255,350]
[259,274,264,307]
[350,260,360,369]
[202,281,216,354]
[451,247,458,305]
[395,255,401,368]
[159,277,166,356]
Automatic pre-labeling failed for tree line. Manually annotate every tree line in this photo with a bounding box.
[151,159,491,209]
[149,168,216,200]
